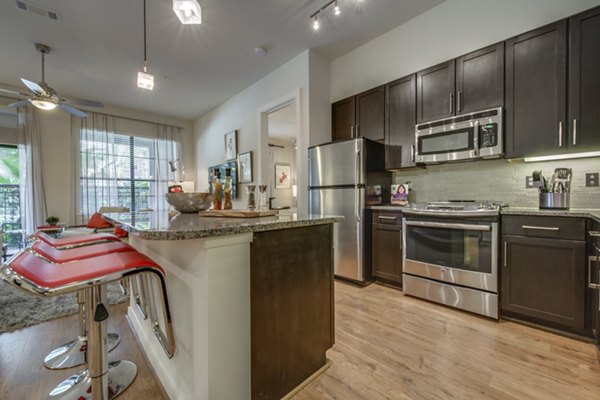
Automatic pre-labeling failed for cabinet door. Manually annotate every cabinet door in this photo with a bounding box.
[356,86,385,142]
[456,42,504,114]
[332,96,355,141]
[505,21,567,158]
[386,75,416,169]
[372,222,402,284]
[416,60,455,123]
[502,235,585,332]
[569,6,600,151]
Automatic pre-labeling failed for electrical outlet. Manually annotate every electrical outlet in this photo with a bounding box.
[525,176,536,189]
[586,173,599,187]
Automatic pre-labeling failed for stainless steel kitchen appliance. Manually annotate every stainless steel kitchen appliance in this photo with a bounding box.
[308,138,390,284]
[415,107,503,164]
[402,200,504,318]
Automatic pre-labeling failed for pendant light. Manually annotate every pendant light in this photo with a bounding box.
[137,0,154,90]
[173,0,202,24]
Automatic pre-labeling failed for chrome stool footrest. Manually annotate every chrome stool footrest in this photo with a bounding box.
[47,360,137,400]
[44,333,121,370]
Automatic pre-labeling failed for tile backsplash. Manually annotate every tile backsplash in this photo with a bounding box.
[393,157,600,209]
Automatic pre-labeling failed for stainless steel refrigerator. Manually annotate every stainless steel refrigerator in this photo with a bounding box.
[308,138,390,284]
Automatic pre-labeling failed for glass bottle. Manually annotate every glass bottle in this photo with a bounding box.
[213,171,222,210]
[258,184,268,210]
[246,185,256,210]
[224,168,233,210]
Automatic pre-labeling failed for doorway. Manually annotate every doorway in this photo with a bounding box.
[259,90,301,212]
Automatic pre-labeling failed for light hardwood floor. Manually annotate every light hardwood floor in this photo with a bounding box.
[2,282,600,399]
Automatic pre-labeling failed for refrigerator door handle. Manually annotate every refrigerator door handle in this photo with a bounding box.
[355,144,361,187]
[308,156,312,188]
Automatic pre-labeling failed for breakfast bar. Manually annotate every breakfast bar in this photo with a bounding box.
[104,211,342,400]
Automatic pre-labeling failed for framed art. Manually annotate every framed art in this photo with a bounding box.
[238,151,253,183]
[274,164,291,189]
[224,130,238,161]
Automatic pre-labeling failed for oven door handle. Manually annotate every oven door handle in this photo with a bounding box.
[404,220,491,231]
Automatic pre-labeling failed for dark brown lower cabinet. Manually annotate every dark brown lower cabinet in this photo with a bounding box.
[250,224,334,400]
[372,211,403,285]
[501,234,586,333]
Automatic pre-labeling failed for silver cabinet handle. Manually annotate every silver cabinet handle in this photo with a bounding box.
[589,231,600,237]
[411,145,415,163]
[405,220,491,231]
[573,118,577,146]
[521,225,560,231]
[351,125,354,138]
[504,241,508,268]
[588,256,600,289]
[457,91,462,112]
[473,120,479,156]
[378,216,397,221]
[449,93,454,114]
[558,121,563,147]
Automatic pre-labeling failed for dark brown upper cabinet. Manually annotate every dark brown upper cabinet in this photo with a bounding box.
[416,60,455,123]
[332,96,356,141]
[385,74,417,169]
[505,21,568,158]
[569,6,600,151]
[356,86,385,142]
[455,42,505,114]
[331,86,385,143]
[417,43,504,124]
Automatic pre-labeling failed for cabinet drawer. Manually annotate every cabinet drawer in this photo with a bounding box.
[372,211,402,225]
[502,215,585,240]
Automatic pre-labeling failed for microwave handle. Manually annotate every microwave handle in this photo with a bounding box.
[405,220,491,231]
[473,120,479,156]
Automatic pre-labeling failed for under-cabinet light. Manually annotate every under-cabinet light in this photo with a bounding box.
[523,151,600,162]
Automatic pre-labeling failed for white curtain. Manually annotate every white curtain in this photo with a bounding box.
[154,124,182,211]
[71,113,118,225]
[16,106,47,235]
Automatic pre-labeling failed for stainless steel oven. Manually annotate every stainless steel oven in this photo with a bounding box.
[402,201,501,319]
[415,107,503,164]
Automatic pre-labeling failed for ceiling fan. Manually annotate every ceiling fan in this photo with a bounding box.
[0,43,104,117]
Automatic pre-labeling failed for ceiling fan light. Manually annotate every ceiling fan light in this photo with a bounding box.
[173,0,202,24]
[137,71,155,90]
[30,98,57,110]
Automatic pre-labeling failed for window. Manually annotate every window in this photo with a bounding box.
[0,145,21,246]
[80,132,159,215]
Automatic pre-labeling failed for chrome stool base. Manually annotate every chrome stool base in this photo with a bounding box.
[44,333,121,370]
[47,360,137,400]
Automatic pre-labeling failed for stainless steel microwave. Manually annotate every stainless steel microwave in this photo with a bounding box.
[415,107,503,164]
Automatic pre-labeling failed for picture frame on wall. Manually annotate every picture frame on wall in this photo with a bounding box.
[274,164,291,189]
[238,151,253,183]
[224,130,238,161]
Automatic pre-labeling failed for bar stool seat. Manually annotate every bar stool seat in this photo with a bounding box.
[2,249,174,400]
[32,231,120,249]
[31,240,136,369]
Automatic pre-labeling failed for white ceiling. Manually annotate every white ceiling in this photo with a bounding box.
[0,0,444,120]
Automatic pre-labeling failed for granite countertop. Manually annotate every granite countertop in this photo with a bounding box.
[501,207,600,222]
[104,211,343,240]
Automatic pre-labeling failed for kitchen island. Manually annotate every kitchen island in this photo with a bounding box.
[104,211,342,400]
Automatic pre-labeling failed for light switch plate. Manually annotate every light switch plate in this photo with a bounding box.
[586,173,599,187]
[525,176,536,189]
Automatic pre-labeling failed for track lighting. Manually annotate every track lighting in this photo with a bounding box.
[310,0,344,30]
[173,0,202,24]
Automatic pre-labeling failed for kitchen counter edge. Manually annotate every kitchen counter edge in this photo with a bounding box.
[501,207,600,222]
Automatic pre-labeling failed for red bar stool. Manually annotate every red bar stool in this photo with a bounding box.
[1,249,175,400]
[30,240,136,369]
[30,231,121,249]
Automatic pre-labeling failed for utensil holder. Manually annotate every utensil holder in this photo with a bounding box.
[539,193,570,209]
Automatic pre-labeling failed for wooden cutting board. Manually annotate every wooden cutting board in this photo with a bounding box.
[198,209,277,218]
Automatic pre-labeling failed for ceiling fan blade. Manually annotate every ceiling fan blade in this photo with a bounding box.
[21,78,46,96]
[64,98,105,108]
[0,87,29,97]
[8,100,31,108]
[59,103,88,118]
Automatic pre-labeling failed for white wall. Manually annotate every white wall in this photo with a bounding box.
[331,0,600,101]
[194,50,330,212]
[27,103,193,225]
